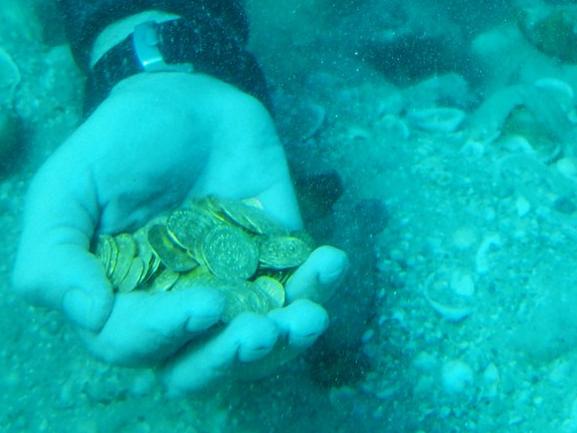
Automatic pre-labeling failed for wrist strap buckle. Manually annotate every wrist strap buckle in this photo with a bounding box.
[133,21,193,73]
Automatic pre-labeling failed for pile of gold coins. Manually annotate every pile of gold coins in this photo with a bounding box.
[93,197,313,322]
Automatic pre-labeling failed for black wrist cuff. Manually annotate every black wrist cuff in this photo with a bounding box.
[84,16,271,117]
[58,0,249,72]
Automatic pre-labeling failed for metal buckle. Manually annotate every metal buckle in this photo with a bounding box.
[133,20,193,73]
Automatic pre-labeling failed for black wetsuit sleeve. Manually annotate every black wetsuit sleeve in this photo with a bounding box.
[56,0,249,72]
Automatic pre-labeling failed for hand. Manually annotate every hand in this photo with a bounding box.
[12,72,348,393]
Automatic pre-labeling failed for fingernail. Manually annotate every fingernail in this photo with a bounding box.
[62,289,107,332]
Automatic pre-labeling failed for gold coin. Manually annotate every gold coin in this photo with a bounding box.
[147,224,198,273]
[95,235,112,274]
[172,267,215,291]
[243,210,287,236]
[259,235,311,269]
[201,225,259,281]
[110,233,137,288]
[221,286,264,322]
[216,198,286,235]
[276,270,291,285]
[166,206,217,253]
[135,244,153,285]
[290,230,316,249]
[118,257,145,293]
[196,196,228,221]
[148,269,180,293]
[214,198,251,229]
[253,276,285,309]
[100,235,119,278]
[147,253,162,280]
[247,283,273,314]
[137,243,161,284]
[241,197,263,209]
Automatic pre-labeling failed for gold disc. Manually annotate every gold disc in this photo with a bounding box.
[259,235,311,269]
[110,233,137,288]
[96,235,119,278]
[166,206,217,253]
[118,257,145,293]
[216,198,286,235]
[148,269,180,293]
[221,286,264,322]
[147,224,198,273]
[172,267,215,291]
[95,235,113,275]
[201,225,259,281]
[253,276,286,309]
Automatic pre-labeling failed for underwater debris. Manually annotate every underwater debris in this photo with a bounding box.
[403,73,472,109]
[423,268,475,322]
[475,233,502,275]
[468,78,577,163]
[407,107,466,133]
[441,359,474,396]
[518,5,577,64]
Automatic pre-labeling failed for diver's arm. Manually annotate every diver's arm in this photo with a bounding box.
[11,0,349,393]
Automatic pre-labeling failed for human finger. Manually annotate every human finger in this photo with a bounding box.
[230,299,329,382]
[78,287,225,366]
[268,299,329,348]
[159,312,279,396]
[285,245,349,303]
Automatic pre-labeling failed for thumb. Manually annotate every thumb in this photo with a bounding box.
[285,246,349,303]
[13,239,114,332]
[58,247,114,331]
[13,157,113,331]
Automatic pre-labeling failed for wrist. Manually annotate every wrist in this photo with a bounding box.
[84,14,272,117]
[60,0,250,73]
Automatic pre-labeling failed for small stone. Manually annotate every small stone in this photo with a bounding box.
[515,196,531,217]
[407,107,466,133]
[450,270,475,297]
[376,114,410,140]
[57,380,77,408]
[413,351,437,372]
[534,78,574,112]
[452,227,477,250]
[475,233,501,274]
[129,371,156,397]
[482,363,499,384]
[346,125,371,142]
[553,196,577,214]
[441,359,474,395]
[480,363,500,401]
[556,157,577,180]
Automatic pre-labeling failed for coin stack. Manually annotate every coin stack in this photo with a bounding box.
[93,197,313,322]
